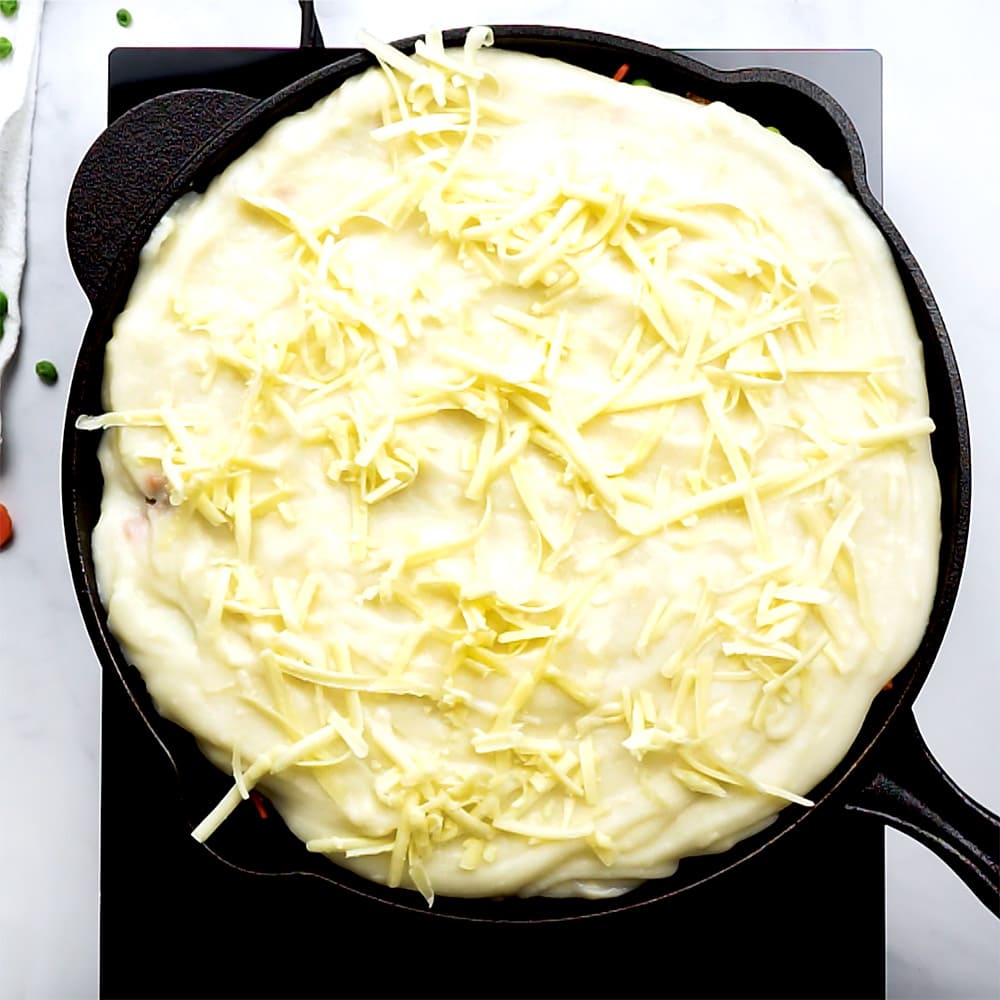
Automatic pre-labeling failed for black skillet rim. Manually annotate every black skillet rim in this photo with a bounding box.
[62,25,970,923]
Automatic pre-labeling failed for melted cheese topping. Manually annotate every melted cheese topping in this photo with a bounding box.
[87,29,940,903]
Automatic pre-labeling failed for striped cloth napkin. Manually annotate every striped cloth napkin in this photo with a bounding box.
[0,0,42,451]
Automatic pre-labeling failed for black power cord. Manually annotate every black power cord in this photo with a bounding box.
[298,0,326,48]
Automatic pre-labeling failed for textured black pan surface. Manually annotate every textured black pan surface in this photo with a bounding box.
[64,26,972,924]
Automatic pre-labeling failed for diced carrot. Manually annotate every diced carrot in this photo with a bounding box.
[0,503,11,548]
[144,473,167,502]
[612,63,630,82]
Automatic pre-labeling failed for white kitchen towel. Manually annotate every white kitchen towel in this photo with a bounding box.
[0,0,43,452]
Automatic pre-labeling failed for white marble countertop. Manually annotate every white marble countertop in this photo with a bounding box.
[0,1,997,997]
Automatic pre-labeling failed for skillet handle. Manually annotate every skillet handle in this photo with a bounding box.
[299,1,326,48]
[66,88,257,306]
[843,708,1000,915]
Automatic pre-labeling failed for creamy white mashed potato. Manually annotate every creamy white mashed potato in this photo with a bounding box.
[86,30,940,903]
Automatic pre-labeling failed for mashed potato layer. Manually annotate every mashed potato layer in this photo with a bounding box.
[88,31,939,902]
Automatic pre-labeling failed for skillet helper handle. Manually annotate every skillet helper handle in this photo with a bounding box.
[66,89,256,306]
[844,709,1000,915]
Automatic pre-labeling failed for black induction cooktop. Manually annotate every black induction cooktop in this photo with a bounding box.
[99,44,887,1000]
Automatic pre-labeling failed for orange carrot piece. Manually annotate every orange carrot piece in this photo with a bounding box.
[0,503,12,548]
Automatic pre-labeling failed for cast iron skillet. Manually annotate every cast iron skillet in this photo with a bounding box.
[62,24,999,921]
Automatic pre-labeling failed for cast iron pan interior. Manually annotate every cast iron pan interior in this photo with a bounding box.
[63,25,974,921]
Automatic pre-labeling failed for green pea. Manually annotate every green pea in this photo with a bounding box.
[116,8,132,27]
[0,36,12,58]
[0,291,8,318]
[35,360,58,385]
[0,2,19,17]
[631,78,652,87]
[766,125,782,135]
